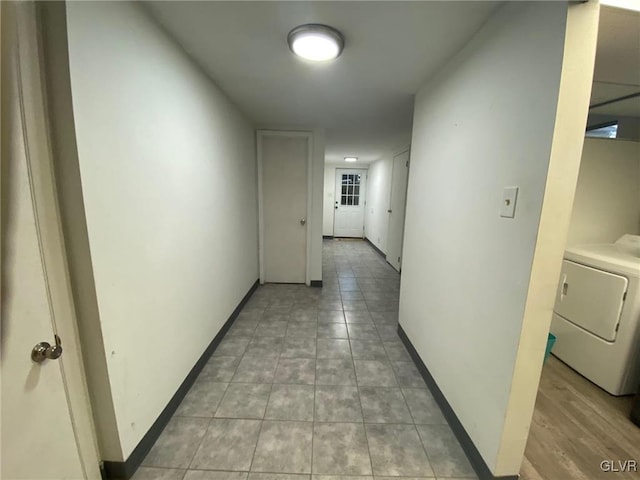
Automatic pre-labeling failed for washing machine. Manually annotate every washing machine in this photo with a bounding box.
[550,234,640,396]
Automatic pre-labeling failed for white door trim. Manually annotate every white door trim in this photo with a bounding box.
[13,3,101,477]
[257,130,313,286]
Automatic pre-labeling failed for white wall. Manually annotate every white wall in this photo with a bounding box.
[567,138,640,246]
[323,165,337,236]
[66,1,258,460]
[399,1,588,476]
[364,155,393,253]
[310,129,326,281]
[494,2,599,472]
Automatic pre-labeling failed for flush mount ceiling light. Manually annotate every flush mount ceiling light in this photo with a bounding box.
[287,24,345,62]
[344,157,358,162]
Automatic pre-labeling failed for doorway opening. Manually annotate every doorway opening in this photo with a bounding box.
[522,3,640,478]
[333,168,367,238]
[385,149,410,272]
[258,130,313,285]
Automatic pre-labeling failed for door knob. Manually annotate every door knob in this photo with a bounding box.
[31,334,63,363]
[300,218,306,226]
[387,209,392,213]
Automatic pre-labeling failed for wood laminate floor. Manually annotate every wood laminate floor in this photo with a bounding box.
[521,355,640,480]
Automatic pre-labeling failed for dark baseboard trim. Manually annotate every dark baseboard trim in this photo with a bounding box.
[363,237,386,259]
[398,325,519,480]
[310,280,323,287]
[323,235,334,239]
[103,279,260,479]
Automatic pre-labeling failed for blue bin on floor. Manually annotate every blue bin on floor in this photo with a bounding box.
[544,333,556,363]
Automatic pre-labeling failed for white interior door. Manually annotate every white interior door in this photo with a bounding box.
[386,150,410,271]
[1,4,100,478]
[334,169,367,237]
[259,132,310,284]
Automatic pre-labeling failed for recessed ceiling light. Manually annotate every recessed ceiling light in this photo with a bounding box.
[287,24,345,62]
[344,157,357,162]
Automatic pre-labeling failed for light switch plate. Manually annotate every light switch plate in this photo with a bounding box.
[500,186,519,218]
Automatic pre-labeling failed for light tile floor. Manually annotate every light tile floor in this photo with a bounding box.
[136,239,477,480]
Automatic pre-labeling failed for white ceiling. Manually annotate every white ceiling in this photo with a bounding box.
[590,5,640,119]
[145,1,500,164]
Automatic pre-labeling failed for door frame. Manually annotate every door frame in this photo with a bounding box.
[386,147,411,271]
[9,2,101,477]
[256,130,313,285]
[333,167,368,238]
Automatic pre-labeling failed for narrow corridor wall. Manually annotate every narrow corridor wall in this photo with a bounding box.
[323,165,337,236]
[399,1,596,476]
[65,1,258,460]
[364,155,393,254]
[309,128,326,282]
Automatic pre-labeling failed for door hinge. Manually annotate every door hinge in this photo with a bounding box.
[406,160,409,167]
[398,256,401,263]
[615,323,621,332]
[623,291,627,301]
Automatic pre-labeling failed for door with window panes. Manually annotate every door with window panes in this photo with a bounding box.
[334,169,368,237]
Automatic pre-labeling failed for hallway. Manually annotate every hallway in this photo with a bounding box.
[135,239,476,480]
[3,2,612,478]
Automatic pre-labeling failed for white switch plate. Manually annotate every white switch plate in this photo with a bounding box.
[500,186,519,218]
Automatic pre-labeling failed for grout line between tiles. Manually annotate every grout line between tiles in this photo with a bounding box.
[349,303,376,477]
[185,416,215,471]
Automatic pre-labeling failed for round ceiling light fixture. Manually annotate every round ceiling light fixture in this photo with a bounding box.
[287,24,345,62]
